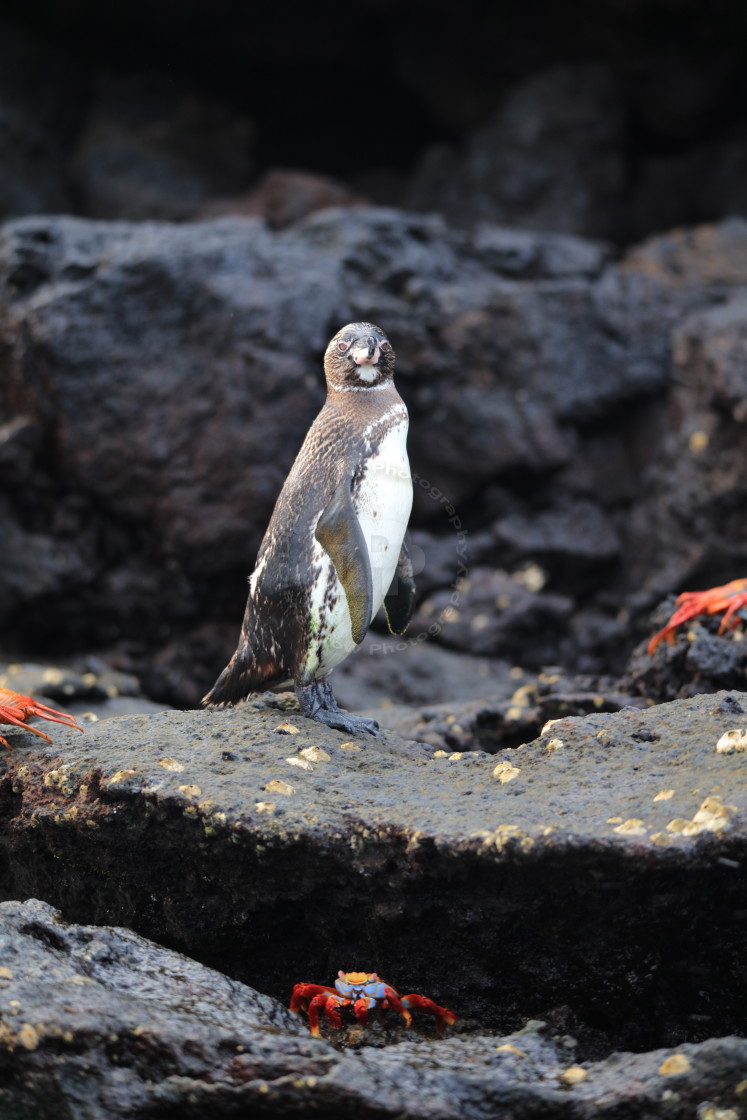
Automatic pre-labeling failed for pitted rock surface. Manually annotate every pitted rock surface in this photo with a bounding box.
[1,900,746,1120]
[0,691,746,1056]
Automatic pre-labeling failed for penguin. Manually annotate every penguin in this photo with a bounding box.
[203,322,416,735]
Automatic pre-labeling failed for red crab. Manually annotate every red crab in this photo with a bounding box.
[0,688,83,749]
[647,578,747,655]
[290,970,457,1037]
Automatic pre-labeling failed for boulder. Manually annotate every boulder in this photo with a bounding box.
[628,603,747,704]
[197,169,363,229]
[620,224,747,607]
[0,26,83,221]
[411,567,574,667]
[0,661,171,721]
[3,210,747,693]
[71,71,255,221]
[2,899,746,1119]
[1,690,746,1058]
[333,633,525,712]
[380,669,645,753]
[490,501,621,590]
[405,65,626,241]
[2,7,747,247]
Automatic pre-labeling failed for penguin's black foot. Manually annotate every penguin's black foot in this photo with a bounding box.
[312,708,380,736]
[295,680,380,736]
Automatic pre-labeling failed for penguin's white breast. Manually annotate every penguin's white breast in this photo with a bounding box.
[355,418,413,612]
[301,416,412,681]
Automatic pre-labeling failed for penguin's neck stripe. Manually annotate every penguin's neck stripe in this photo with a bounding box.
[330,382,390,393]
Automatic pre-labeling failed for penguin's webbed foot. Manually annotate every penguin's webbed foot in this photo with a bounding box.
[295,680,379,737]
[312,708,380,736]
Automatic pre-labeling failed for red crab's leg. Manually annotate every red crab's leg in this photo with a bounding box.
[648,579,747,654]
[0,706,53,746]
[351,996,377,1028]
[289,983,337,1016]
[0,690,83,745]
[400,994,458,1035]
[23,700,83,733]
[715,589,747,632]
[307,992,343,1037]
[375,987,411,1028]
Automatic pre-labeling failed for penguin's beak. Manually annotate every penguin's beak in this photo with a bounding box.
[351,337,379,365]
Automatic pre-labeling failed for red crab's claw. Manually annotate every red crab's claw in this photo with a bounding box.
[351,996,377,1028]
[308,992,343,1036]
[400,993,458,1035]
[290,982,337,1014]
[290,983,341,1037]
[0,689,84,750]
[647,579,747,655]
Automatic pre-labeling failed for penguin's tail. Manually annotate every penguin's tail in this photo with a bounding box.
[202,635,285,706]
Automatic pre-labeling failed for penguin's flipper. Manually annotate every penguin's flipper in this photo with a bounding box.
[384,538,417,635]
[315,475,373,645]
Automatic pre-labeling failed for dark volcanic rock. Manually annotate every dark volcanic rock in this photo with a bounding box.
[333,633,525,713]
[627,601,747,704]
[406,64,626,241]
[71,71,255,221]
[0,898,303,1119]
[629,128,747,244]
[621,223,747,609]
[4,4,747,246]
[1,692,747,1059]
[0,496,94,618]
[490,500,621,589]
[198,169,363,229]
[3,209,747,691]
[469,222,611,279]
[384,669,645,754]
[0,661,171,721]
[0,25,83,221]
[413,567,574,668]
[3,901,746,1120]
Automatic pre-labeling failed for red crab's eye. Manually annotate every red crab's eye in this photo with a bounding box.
[338,340,351,352]
[380,340,391,352]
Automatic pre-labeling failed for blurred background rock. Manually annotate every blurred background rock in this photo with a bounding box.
[1,0,746,710]
[3,0,747,237]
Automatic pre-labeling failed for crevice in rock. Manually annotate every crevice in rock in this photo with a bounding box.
[2,772,746,1063]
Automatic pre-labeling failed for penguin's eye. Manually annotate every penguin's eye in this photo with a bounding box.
[380,340,391,352]
[337,340,351,352]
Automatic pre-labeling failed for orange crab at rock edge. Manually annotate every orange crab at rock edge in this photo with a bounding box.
[291,971,457,1037]
[0,688,83,749]
[647,578,747,655]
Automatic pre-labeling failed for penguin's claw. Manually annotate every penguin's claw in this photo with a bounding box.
[312,709,380,736]
[294,681,380,737]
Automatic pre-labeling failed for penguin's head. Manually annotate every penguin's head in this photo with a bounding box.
[324,322,395,391]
